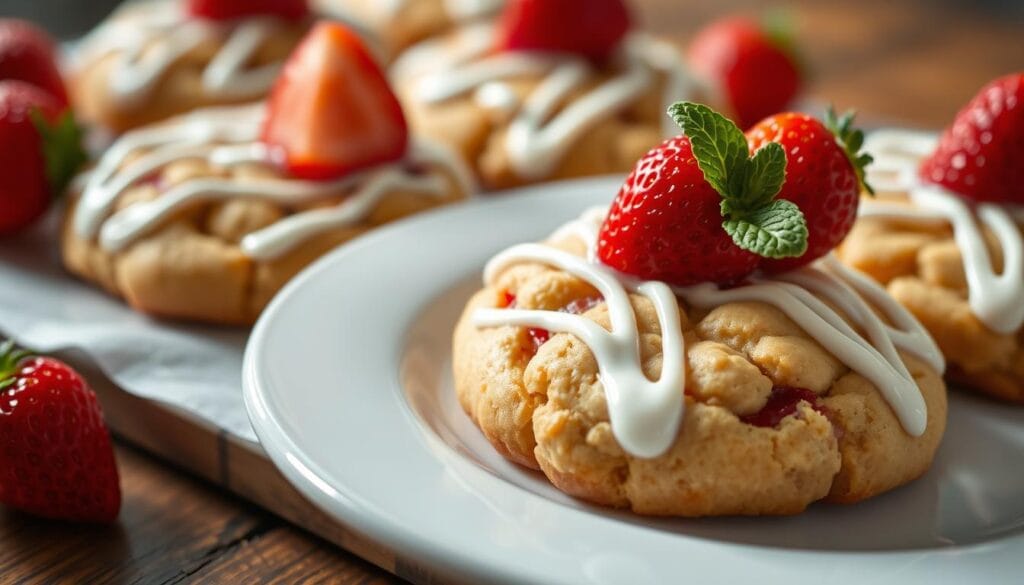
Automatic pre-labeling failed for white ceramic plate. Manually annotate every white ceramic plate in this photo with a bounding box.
[243,176,1024,584]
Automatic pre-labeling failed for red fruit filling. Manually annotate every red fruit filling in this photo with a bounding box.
[740,386,824,428]
[500,291,603,355]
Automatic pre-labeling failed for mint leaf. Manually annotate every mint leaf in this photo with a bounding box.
[740,142,786,211]
[722,199,808,259]
[31,109,88,197]
[668,102,748,197]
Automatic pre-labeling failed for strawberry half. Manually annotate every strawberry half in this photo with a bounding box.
[598,102,808,286]
[688,16,802,129]
[919,72,1024,204]
[0,341,121,523]
[186,0,309,21]
[261,22,409,181]
[495,0,631,61]
[747,109,872,273]
[0,81,87,235]
[0,19,68,107]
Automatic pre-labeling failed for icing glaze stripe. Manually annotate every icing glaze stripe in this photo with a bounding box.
[74,2,290,106]
[476,243,686,458]
[72,103,473,260]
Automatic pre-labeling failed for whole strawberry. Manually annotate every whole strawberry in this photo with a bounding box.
[598,101,808,286]
[0,80,86,235]
[746,108,873,273]
[0,19,68,106]
[919,72,1024,204]
[495,0,631,61]
[0,341,121,523]
[688,16,802,129]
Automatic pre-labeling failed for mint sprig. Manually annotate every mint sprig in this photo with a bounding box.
[825,107,874,195]
[668,101,808,260]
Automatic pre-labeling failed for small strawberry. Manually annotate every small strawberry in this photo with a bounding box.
[0,341,121,523]
[0,81,87,235]
[598,102,808,286]
[261,22,408,180]
[688,16,802,129]
[919,72,1024,204]
[0,19,68,107]
[186,0,309,21]
[495,0,631,61]
[746,108,872,273]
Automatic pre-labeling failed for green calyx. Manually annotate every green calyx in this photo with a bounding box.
[31,109,88,198]
[0,339,33,391]
[825,107,874,195]
[667,101,808,259]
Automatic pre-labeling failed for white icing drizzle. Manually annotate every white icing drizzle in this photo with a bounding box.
[472,209,936,457]
[859,130,1024,335]
[476,244,686,458]
[73,104,473,260]
[72,1,291,106]
[391,24,695,180]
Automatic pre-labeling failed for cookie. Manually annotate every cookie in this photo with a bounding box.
[68,0,309,132]
[453,209,947,516]
[837,129,1024,402]
[62,104,471,324]
[315,0,502,58]
[390,20,708,190]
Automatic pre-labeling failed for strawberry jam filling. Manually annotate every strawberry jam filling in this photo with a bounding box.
[740,386,825,428]
[501,291,603,355]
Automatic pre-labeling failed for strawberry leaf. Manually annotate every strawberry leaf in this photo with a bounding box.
[31,109,88,197]
[668,101,747,197]
[723,199,808,259]
[825,106,874,195]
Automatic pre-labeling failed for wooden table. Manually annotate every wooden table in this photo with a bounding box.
[2,0,1022,583]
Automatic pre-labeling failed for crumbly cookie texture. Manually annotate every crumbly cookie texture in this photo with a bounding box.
[62,158,465,325]
[837,203,1024,403]
[70,22,307,132]
[398,53,686,191]
[453,237,947,516]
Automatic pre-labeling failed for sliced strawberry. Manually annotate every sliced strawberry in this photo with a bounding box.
[0,81,86,235]
[261,22,408,181]
[0,341,121,523]
[688,16,802,129]
[919,72,1024,204]
[598,102,808,286]
[186,0,309,21]
[747,109,871,273]
[495,0,631,61]
[0,19,68,107]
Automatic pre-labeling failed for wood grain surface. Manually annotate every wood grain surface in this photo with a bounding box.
[1,0,1022,583]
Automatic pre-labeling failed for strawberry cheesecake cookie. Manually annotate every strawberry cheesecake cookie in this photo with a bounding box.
[63,23,471,325]
[316,0,502,59]
[68,0,313,133]
[453,103,946,516]
[837,73,1024,402]
[390,0,803,190]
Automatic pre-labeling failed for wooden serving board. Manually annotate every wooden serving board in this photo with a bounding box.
[69,354,442,585]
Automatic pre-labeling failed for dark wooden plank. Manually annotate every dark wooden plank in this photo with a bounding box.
[0,443,391,584]
[187,529,400,584]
